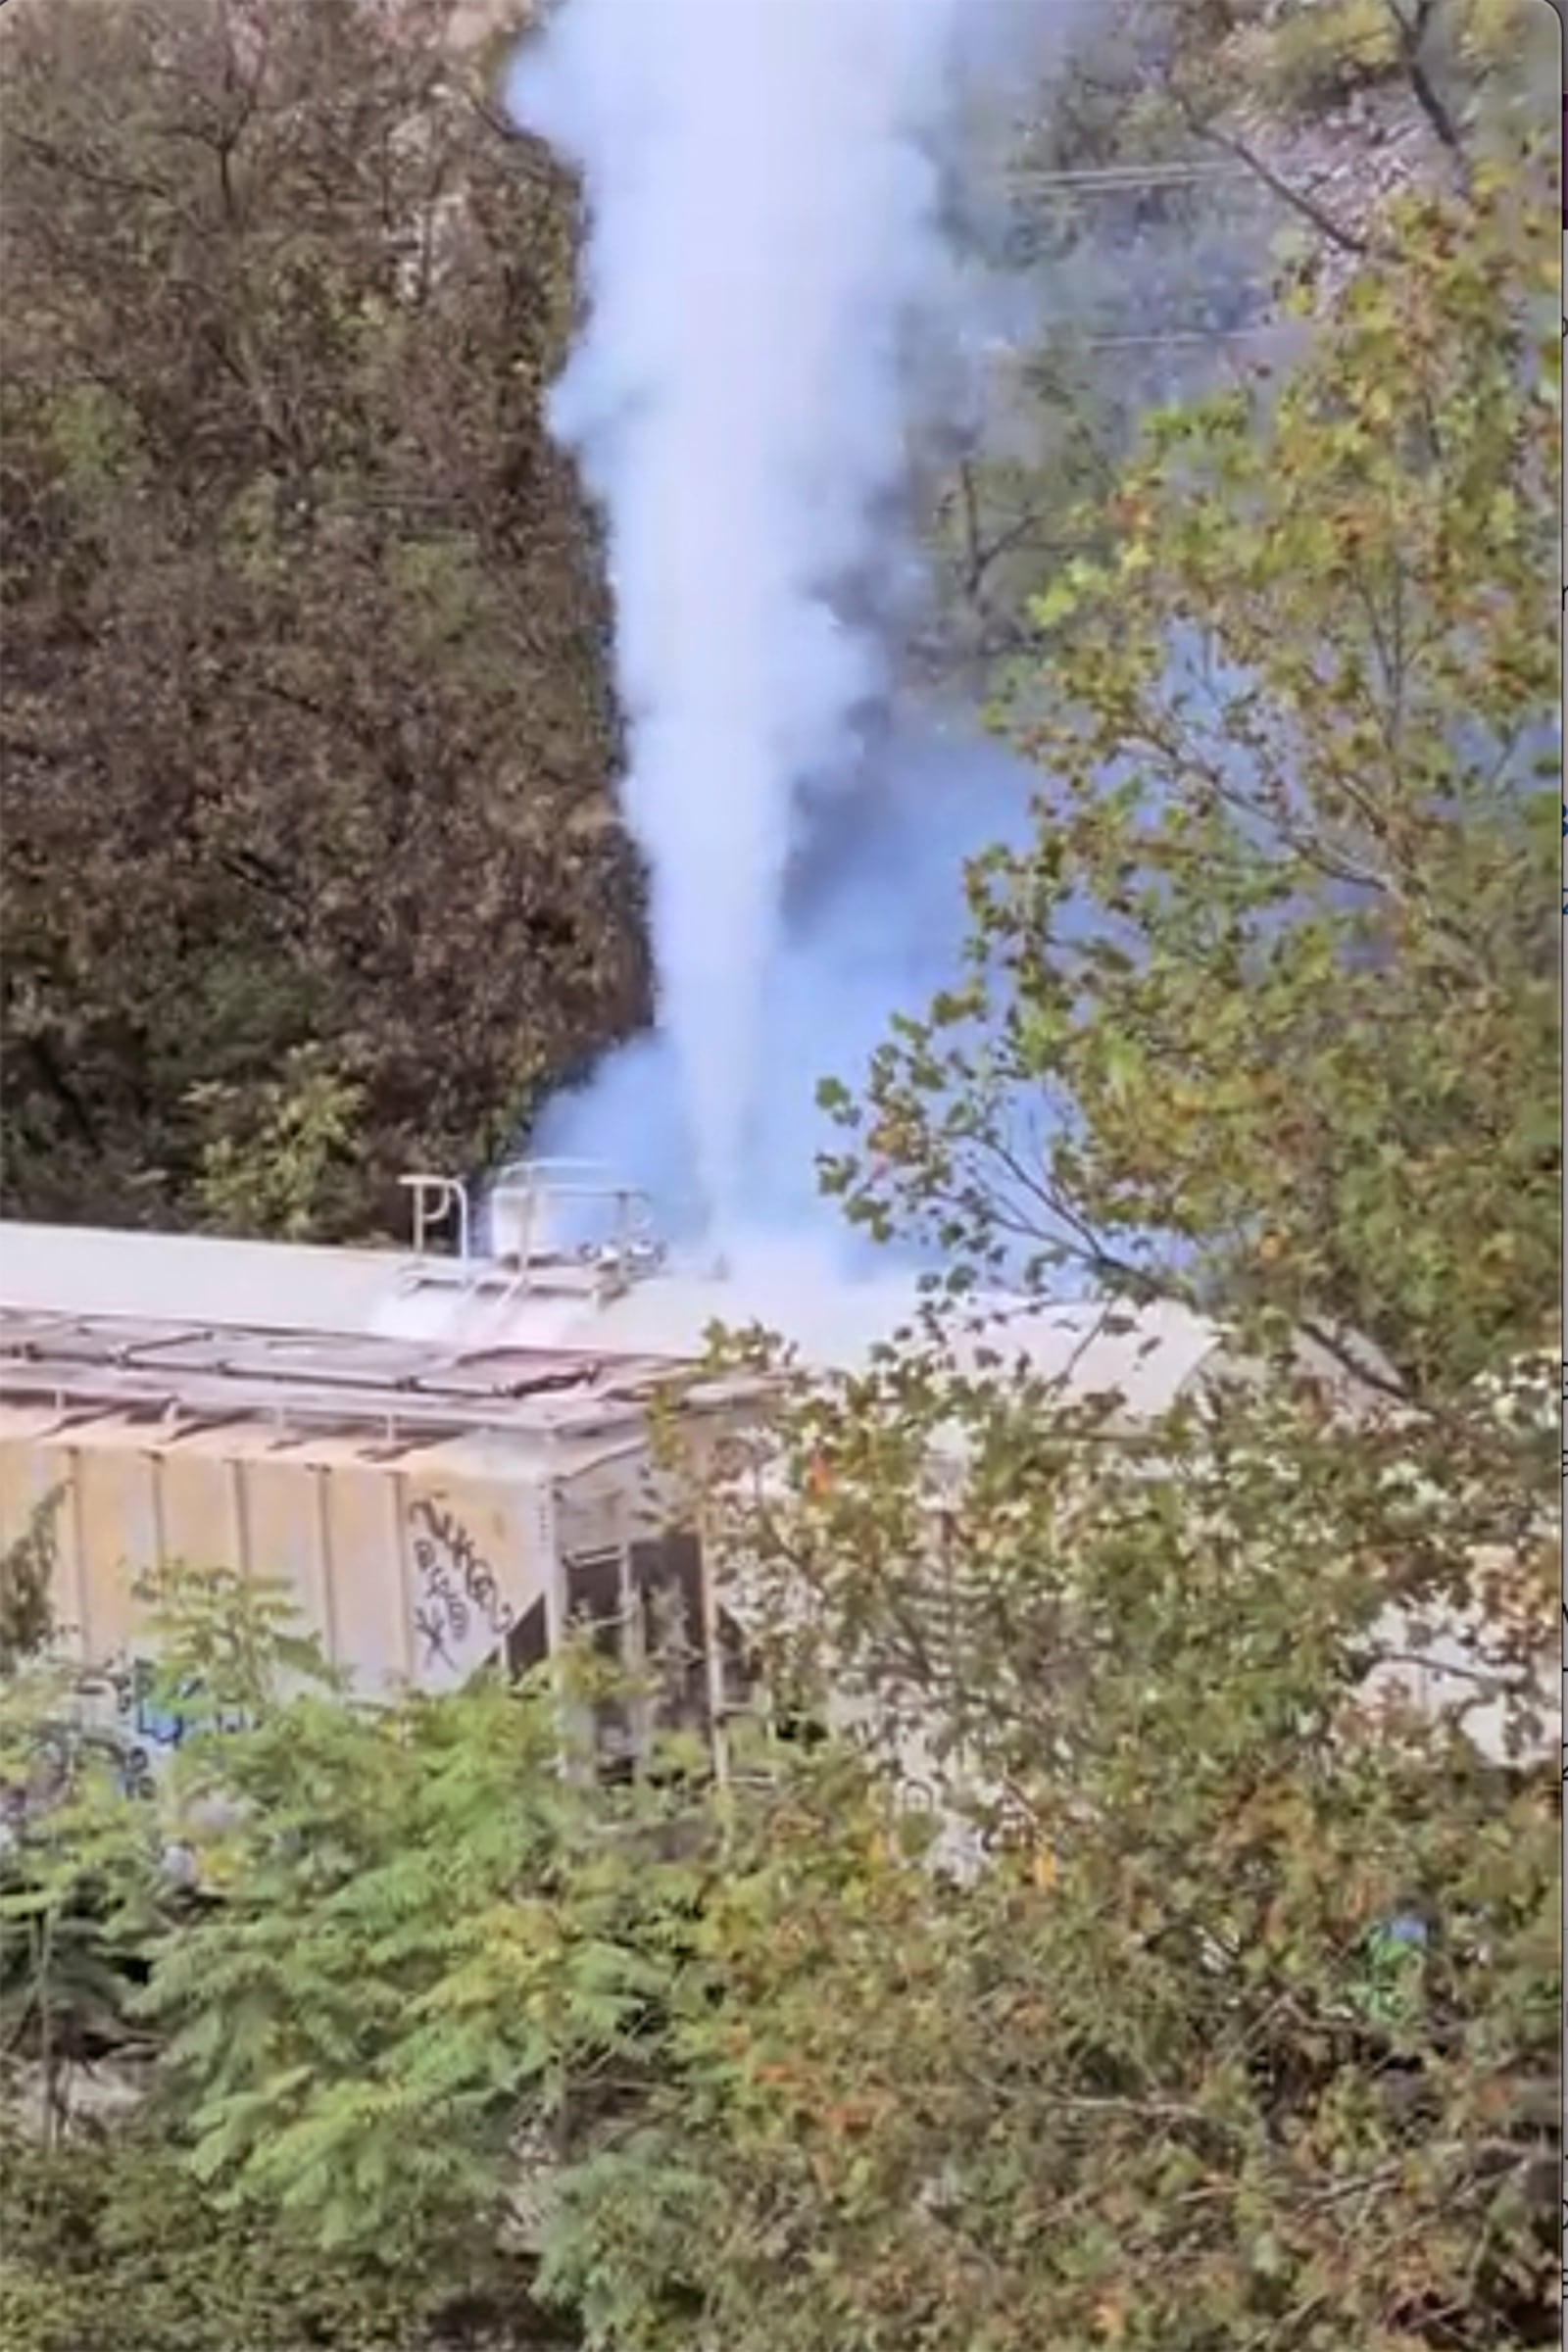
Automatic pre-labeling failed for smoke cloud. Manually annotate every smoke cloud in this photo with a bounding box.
[507,0,1034,1247]
[530,714,1036,1272]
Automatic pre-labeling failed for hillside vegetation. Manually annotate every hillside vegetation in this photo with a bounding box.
[1,0,1546,1239]
[1,0,644,1240]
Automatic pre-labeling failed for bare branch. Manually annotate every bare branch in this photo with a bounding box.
[1384,0,1472,188]
[1174,94,1372,259]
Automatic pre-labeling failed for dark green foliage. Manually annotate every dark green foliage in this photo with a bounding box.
[0,1568,591,2348]
[0,0,646,1239]
[0,1495,58,1678]
[0,2122,522,2352]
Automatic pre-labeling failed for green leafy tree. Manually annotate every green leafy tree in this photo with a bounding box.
[544,1341,1556,2348]
[124,1613,713,2278]
[541,162,1559,2352]
[0,1564,573,2348]
[188,1047,368,1244]
[828,165,1557,1405]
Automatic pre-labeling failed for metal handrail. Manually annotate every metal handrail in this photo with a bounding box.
[399,1172,471,1261]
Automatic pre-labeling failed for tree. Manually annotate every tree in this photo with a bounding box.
[0,2124,455,2352]
[543,159,1558,2351]
[544,1716,1557,2352]
[0,0,647,1240]
[828,163,1557,1407]
[0,1565,580,2348]
[141,1674,686,2254]
[919,0,1552,698]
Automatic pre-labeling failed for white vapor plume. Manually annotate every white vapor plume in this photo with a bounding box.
[529,715,1037,1277]
[507,0,990,1238]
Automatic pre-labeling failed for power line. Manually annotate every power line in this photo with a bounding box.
[1077,322,1303,351]
[1001,160,1272,193]
[966,311,1309,356]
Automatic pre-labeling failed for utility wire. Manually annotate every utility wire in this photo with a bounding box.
[1077,322,1302,351]
[1001,161,1274,192]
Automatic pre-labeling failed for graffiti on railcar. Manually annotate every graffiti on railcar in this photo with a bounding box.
[62,1655,250,1799]
[408,1496,514,1672]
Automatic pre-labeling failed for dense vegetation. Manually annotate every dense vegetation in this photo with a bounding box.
[0,2,1557,2349]
[2,0,1543,1235]
[1,0,645,1238]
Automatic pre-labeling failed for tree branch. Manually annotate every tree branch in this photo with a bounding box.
[1175,96,1372,259]
[1385,0,1472,190]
